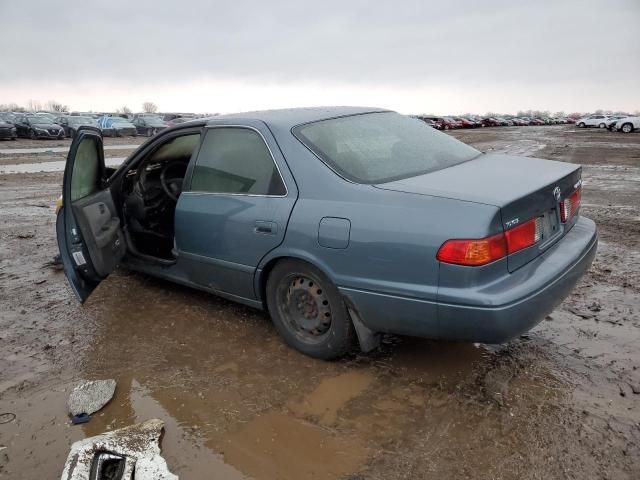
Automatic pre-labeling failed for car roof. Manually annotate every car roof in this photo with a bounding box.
[203,106,390,129]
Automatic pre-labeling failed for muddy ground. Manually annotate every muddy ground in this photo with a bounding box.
[0,126,638,479]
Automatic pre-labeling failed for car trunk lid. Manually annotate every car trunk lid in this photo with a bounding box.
[374,153,582,271]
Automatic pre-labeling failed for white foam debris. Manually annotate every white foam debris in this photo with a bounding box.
[60,419,178,480]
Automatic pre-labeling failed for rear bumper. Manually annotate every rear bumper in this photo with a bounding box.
[340,216,597,343]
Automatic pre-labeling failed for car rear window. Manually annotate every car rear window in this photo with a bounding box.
[293,112,480,184]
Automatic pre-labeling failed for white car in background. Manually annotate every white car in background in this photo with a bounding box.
[605,115,628,130]
[612,116,640,134]
[576,114,610,129]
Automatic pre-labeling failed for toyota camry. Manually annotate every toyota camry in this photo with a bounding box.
[57,107,597,359]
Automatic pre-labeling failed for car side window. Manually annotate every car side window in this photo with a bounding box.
[190,127,286,196]
[70,137,101,202]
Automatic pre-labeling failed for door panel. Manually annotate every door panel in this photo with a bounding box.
[71,189,125,277]
[175,122,298,300]
[57,130,125,302]
[176,193,295,299]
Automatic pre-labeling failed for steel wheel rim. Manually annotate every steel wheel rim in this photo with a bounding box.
[277,274,332,343]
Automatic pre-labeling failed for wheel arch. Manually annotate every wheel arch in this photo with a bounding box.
[255,250,338,309]
[254,251,380,353]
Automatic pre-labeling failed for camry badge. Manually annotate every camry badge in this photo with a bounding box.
[553,186,561,201]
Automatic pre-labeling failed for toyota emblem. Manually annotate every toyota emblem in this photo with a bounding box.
[553,186,561,201]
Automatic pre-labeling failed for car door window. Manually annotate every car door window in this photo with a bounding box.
[190,127,286,196]
[71,137,101,201]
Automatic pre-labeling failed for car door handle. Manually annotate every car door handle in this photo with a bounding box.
[254,221,277,235]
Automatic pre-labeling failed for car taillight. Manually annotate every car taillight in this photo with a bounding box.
[560,186,581,222]
[504,217,542,254]
[436,233,506,266]
[437,217,542,266]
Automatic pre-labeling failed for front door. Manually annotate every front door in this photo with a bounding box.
[175,121,297,300]
[57,128,126,302]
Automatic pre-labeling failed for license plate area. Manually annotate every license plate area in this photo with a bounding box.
[538,209,562,249]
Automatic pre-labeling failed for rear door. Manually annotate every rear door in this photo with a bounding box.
[56,128,126,302]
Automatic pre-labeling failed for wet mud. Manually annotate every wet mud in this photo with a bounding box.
[1,126,639,479]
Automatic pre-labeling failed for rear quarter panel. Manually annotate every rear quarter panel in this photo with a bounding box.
[257,124,503,333]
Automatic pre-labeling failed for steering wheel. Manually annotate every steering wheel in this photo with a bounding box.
[160,161,187,202]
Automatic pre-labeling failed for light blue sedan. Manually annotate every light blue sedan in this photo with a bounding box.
[57,107,597,359]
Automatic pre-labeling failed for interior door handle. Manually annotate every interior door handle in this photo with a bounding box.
[254,221,277,235]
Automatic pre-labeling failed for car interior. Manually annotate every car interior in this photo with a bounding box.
[121,133,201,261]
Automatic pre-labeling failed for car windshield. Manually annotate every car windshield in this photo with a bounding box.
[27,115,53,124]
[70,117,94,124]
[142,116,165,125]
[294,112,480,184]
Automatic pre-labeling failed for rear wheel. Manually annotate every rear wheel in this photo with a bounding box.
[266,259,355,359]
[29,130,36,140]
[621,123,634,133]
[598,123,606,129]
[578,122,585,128]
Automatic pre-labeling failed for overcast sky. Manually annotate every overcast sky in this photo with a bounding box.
[1,0,639,115]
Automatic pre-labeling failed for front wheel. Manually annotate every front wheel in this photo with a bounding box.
[621,123,634,134]
[598,123,606,129]
[266,259,356,359]
[578,122,585,128]
[29,130,37,140]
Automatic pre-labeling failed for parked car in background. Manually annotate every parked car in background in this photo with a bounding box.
[163,113,196,122]
[97,116,138,137]
[0,119,17,140]
[463,117,483,128]
[482,117,501,127]
[605,115,627,130]
[35,112,60,123]
[55,115,113,138]
[165,117,195,127]
[453,117,475,128]
[419,116,446,130]
[530,118,546,126]
[13,114,65,139]
[612,115,640,134]
[442,117,462,129]
[576,115,609,128]
[56,107,596,359]
[0,112,17,124]
[415,116,437,129]
[132,114,168,136]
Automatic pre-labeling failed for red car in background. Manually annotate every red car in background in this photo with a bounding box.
[443,117,463,129]
[482,117,501,127]
[453,117,475,128]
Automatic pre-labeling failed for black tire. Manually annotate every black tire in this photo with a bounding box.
[621,123,634,134]
[29,130,36,140]
[578,122,585,128]
[598,123,606,129]
[266,259,356,360]
[69,129,75,139]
